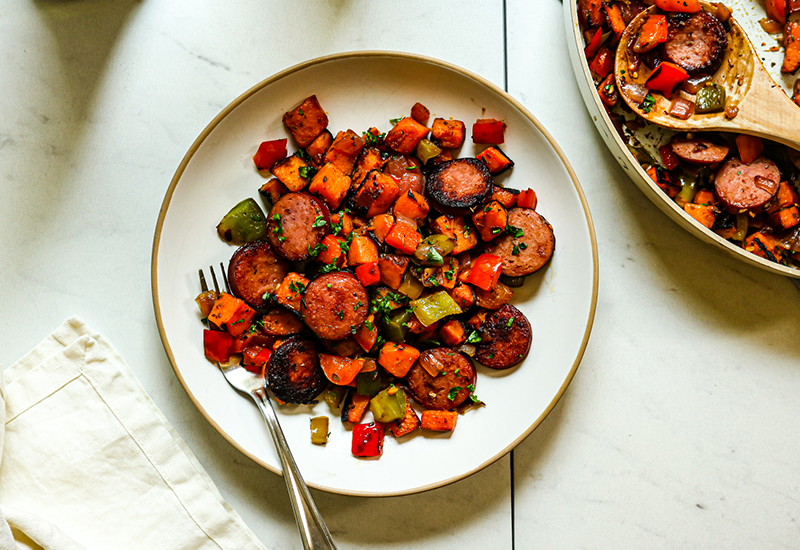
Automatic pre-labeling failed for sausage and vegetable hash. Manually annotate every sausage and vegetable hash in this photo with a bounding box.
[580,0,800,268]
[196,95,554,458]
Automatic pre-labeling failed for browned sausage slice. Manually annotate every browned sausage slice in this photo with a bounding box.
[426,158,493,215]
[300,272,369,341]
[475,304,532,370]
[228,240,290,308]
[714,156,781,212]
[267,193,329,261]
[268,336,326,404]
[404,348,476,410]
[484,208,555,277]
[670,136,729,165]
[662,11,728,72]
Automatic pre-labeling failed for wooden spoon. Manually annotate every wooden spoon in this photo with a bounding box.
[615,3,800,151]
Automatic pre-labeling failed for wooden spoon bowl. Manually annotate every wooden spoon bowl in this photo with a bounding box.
[615,3,800,151]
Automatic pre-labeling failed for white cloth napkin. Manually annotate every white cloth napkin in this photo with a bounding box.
[0,317,268,550]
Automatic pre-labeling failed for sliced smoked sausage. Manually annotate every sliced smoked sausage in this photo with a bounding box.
[662,11,728,73]
[268,336,327,404]
[670,135,729,165]
[404,348,476,410]
[300,271,369,341]
[228,240,290,309]
[484,208,555,277]
[426,158,493,215]
[475,304,532,370]
[714,156,781,212]
[267,192,329,261]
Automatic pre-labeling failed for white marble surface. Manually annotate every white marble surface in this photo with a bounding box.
[1,0,799,548]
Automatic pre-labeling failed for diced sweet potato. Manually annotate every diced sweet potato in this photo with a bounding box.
[410,102,430,125]
[352,147,386,187]
[356,170,401,217]
[342,393,371,423]
[309,162,351,210]
[692,189,716,206]
[430,215,478,255]
[743,231,783,262]
[769,205,800,230]
[440,319,468,346]
[491,186,519,208]
[431,118,466,149]
[368,213,395,244]
[258,178,289,204]
[378,254,410,289]
[472,201,508,242]
[449,284,476,310]
[271,153,311,192]
[207,293,257,337]
[477,146,515,175]
[393,189,430,222]
[325,129,365,176]
[384,117,430,154]
[390,393,421,437]
[348,235,379,265]
[282,95,329,149]
[305,129,334,167]
[354,314,378,352]
[683,203,718,229]
[420,410,458,431]
[273,272,310,313]
[378,342,420,378]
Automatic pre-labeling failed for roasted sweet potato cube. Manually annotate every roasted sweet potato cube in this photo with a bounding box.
[420,410,458,432]
[390,393,421,437]
[477,146,515,175]
[744,231,783,262]
[393,189,430,222]
[440,319,468,346]
[472,201,508,242]
[324,129,365,176]
[411,102,430,125]
[309,162,351,210]
[449,283,476,311]
[430,215,477,254]
[271,153,311,192]
[273,272,310,313]
[352,147,386,187]
[305,129,333,167]
[431,118,466,149]
[356,170,401,217]
[282,95,329,149]
[258,178,290,204]
[491,186,519,208]
[384,117,429,154]
[378,254,410,290]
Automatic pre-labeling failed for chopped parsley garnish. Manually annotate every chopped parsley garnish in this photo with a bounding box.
[278,236,286,243]
[319,260,340,274]
[506,224,525,238]
[364,320,374,331]
[406,165,417,170]
[506,317,514,328]
[288,280,306,294]
[491,227,503,235]
[641,94,656,113]
[362,131,386,147]
[336,310,344,320]
[466,331,481,344]
[307,242,328,258]
[389,117,403,125]
[261,292,271,301]
[512,244,521,256]
[354,301,363,311]
[298,108,304,116]
[298,166,318,180]
[312,215,327,228]
[447,387,463,400]
[426,247,444,265]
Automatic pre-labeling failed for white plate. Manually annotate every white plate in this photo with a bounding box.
[565,0,800,278]
[152,51,598,496]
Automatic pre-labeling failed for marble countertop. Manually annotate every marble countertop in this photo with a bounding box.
[2,1,799,548]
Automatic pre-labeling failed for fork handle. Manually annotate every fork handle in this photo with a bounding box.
[251,387,337,550]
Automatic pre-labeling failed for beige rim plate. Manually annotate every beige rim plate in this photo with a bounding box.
[564,0,800,278]
[151,51,599,496]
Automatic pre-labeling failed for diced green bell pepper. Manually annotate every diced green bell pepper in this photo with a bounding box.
[382,308,412,343]
[369,387,406,423]
[310,416,329,445]
[411,290,462,327]
[695,83,725,114]
[216,198,268,245]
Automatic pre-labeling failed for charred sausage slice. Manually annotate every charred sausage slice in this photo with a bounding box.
[267,335,327,404]
[662,11,728,73]
[484,208,555,277]
[404,348,476,410]
[670,136,729,165]
[267,192,329,261]
[475,304,532,370]
[714,156,781,212]
[228,240,290,308]
[426,158,493,215]
[300,272,369,341]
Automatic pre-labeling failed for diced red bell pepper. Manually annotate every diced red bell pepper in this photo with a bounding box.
[230,326,274,354]
[242,345,272,366]
[385,219,422,254]
[355,262,381,287]
[472,119,506,144]
[589,46,614,79]
[466,254,503,291]
[352,422,384,457]
[653,0,700,12]
[604,2,626,36]
[659,144,680,170]
[634,15,668,53]
[203,329,234,363]
[783,21,800,74]
[766,0,788,24]
[584,27,604,59]
[597,73,618,107]
[517,188,538,210]
[645,62,688,97]
[252,138,288,171]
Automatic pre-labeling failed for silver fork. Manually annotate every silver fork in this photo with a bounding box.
[201,266,337,550]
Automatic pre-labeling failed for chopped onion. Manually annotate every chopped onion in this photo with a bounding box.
[778,226,800,252]
[759,17,783,34]
[754,175,779,194]
[453,343,476,357]
[711,2,731,22]
[682,74,711,94]
[419,353,445,377]
[361,357,377,373]
[669,97,695,120]
[621,81,649,105]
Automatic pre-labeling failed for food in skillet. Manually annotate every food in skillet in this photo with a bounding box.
[579,0,800,268]
[196,95,555,457]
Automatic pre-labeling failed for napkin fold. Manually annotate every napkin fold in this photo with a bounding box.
[0,317,268,550]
